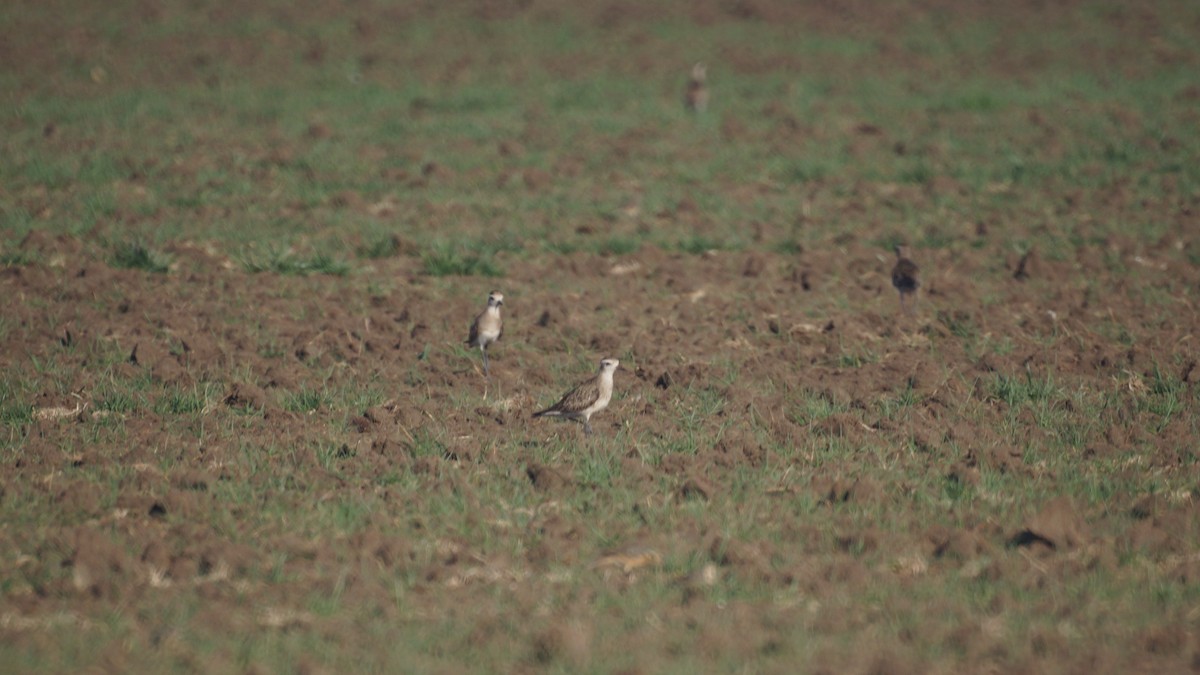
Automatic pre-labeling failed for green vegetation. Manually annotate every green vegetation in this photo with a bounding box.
[110,241,171,273]
[2,0,1200,672]
[421,240,506,277]
[239,247,350,276]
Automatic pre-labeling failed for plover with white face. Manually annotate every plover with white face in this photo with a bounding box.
[533,358,620,436]
[466,291,503,378]
[891,245,919,316]
[685,62,709,114]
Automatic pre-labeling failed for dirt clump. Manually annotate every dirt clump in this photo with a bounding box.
[1011,497,1089,552]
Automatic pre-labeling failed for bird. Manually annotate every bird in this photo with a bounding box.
[533,358,620,436]
[890,245,920,316]
[1013,247,1035,281]
[466,291,503,378]
[685,62,709,114]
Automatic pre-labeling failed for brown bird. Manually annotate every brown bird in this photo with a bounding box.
[891,245,919,316]
[684,62,709,114]
[533,358,619,436]
[466,291,503,378]
[1013,247,1035,281]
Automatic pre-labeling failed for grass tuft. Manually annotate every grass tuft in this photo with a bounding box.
[153,386,207,415]
[111,241,171,273]
[356,235,404,260]
[283,387,327,413]
[676,235,727,255]
[1,250,38,266]
[421,242,504,277]
[240,247,350,276]
[598,236,641,256]
[0,401,33,426]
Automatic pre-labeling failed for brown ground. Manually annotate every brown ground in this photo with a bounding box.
[3,0,1200,672]
[5,220,1200,670]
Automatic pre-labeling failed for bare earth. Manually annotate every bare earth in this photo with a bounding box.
[3,1,1200,672]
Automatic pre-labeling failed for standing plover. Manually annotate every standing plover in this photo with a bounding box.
[891,245,919,315]
[533,358,620,436]
[466,291,503,378]
[685,63,709,114]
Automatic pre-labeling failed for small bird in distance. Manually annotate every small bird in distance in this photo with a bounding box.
[685,62,709,114]
[533,358,620,436]
[891,245,919,316]
[466,291,504,378]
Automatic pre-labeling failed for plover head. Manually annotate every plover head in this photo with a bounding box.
[599,358,620,373]
[487,291,504,307]
[692,63,707,82]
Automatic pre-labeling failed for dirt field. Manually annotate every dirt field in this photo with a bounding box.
[3,1,1200,672]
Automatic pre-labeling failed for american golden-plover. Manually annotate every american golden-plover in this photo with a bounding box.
[891,245,919,316]
[685,63,709,114]
[533,358,619,436]
[466,291,503,378]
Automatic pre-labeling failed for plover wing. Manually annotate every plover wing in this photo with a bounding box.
[891,246,919,293]
[891,258,919,292]
[535,376,601,417]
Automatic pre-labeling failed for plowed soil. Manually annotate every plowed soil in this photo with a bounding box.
[3,1,1200,672]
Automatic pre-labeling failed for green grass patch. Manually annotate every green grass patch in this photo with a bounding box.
[240,248,350,276]
[356,234,404,260]
[4,2,1200,672]
[421,242,505,277]
[282,387,328,413]
[110,241,171,273]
